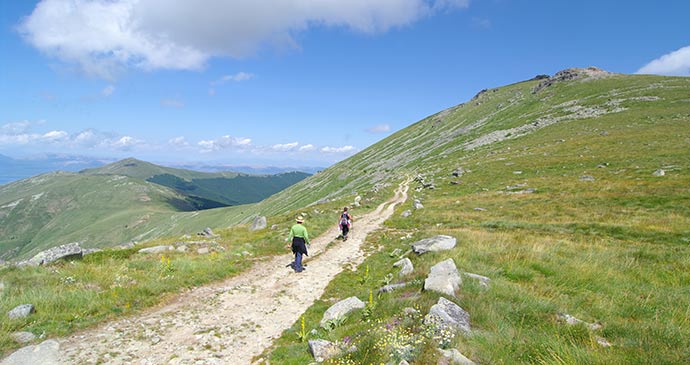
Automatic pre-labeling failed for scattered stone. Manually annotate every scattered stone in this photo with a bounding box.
[579,175,596,182]
[308,339,340,362]
[0,339,60,365]
[249,216,267,231]
[393,258,414,277]
[438,348,476,365]
[270,224,279,230]
[513,171,523,175]
[403,307,419,316]
[138,245,174,254]
[653,169,665,177]
[320,297,366,327]
[25,242,83,266]
[463,272,490,288]
[413,199,424,210]
[10,332,36,344]
[401,210,412,218]
[378,283,408,293]
[558,313,602,330]
[197,247,210,255]
[176,246,188,252]
[8,304,35,319]
[473,207,486,211]
[390,248,403,257]
[424,259,461,297]
[424,297,471,335]
[596,336,612,347]
[412,235,457,255]
[197,227,217,238]
[451,168,466,177]
[450,180,461,185]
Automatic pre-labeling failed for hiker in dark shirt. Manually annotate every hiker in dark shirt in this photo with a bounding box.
[288,215,310,273]
[338,207,352,241]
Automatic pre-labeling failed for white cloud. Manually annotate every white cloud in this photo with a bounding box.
[19,0,472,78]
[101,84,115,96]
[366,124,391,133]
[299,144,315,152]
[321,145,355,153]
[169,136,190,148]
[1,121,33,134]
[198,135,252,153]
[272,142,300,151]
[212,72,255,86]
[42,130,69,141]
[637,46,690,76]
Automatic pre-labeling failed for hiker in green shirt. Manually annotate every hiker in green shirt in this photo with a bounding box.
[288,215,310,273]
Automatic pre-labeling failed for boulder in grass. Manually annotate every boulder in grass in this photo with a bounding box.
[424,259,461,297]
[424,297,471,335]
[320,297,365,327]
[412,235,456,255]
[309,339,340,362]
[8,304,35,319]
[249,216,267,231]
[25,242,83,266]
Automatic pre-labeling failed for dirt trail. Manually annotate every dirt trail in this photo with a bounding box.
[57,181,409,364]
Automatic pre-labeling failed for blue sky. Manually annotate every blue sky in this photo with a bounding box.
[1,0,689,168]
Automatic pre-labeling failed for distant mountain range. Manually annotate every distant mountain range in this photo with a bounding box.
[0,158,309,260]
[0,154,323,186]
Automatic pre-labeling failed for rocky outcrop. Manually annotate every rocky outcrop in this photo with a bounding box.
[23,242,83,267]
[532,67,613,94]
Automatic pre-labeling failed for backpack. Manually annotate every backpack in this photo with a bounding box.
[340,213,350,226]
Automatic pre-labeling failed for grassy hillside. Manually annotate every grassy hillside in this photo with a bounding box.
[83,158,310,207]
[260,69,690,364]
[1,68,688,363]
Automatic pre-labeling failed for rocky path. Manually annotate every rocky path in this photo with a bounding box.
[53,182,409,364]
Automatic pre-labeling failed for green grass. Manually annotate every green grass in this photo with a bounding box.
[2,70,690,363]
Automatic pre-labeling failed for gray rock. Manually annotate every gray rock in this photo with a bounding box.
[138,245,174,254]
[463,272,490,288]
[308,339,340,362]
[558,313,601,330]
[393,258,414,277]
[0,339,60,365]
[412,235,456,255]
[10,332,36,344]
[320,296,365,327]
[8,304,35,319]
[26,242,83,266]
[424,259,461,297]
[197,227,217,238]
[653,169,665,177]
[401,210,412,218]
[249,216,267,231]
[413,199,424,210]
[451,167,466,177]
[378,283,408,293]
[438,348,476,365]
[197,247,210,255]
[425,297,471,335]
[580,175,596,182]
[270,224,279,230]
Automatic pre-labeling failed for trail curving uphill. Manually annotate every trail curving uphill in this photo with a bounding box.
[57,181,409,364]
